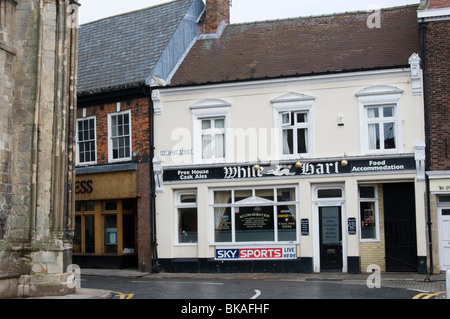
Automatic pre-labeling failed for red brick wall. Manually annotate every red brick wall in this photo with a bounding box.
[429,0,450,9]
[76,97,153,270]
[200,0,230,34]
[137,160,152,272]
[76,97,150,164]
[425,20,450,170]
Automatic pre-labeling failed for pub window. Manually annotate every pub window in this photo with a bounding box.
[175,192,198,244]
[280,111,309,156]
[358,185,380,241]
[191,99,230,164]
[366,105,397,151]
[212,186,298,244]
[76,116,96,165]
[201,117,226,160]
[108,110,132,162]
[356,85,403,155]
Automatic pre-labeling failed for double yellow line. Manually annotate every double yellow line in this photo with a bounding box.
[413,291,445,299]
[108,290,134,299]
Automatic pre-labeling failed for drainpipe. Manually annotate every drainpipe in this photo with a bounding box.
[420,19,433,275]
[145,85,160,273]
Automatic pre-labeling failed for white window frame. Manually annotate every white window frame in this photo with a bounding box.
[174,190,198,246]
[191,99,230,164]
[271,92,315,160]
[108,109,132,163]
[358,184,380,242]
[210,185,299,245]
[76,116,97,166]
[357,85,403,155]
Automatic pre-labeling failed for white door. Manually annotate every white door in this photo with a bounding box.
[439,207,450,270]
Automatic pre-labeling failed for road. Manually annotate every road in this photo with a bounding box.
[80,274,432,299]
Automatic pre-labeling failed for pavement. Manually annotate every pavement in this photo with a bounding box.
[25,268,449,299]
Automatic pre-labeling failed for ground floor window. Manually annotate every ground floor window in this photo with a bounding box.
[175,192,198,244]
[74,199,137,255]
[212,186,298,244]
[359,185,379,240]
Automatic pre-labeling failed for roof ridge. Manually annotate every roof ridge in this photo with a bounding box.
[229,3,420,27]
[80,0,190,26]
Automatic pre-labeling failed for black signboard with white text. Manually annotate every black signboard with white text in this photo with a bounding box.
[163,157,416,183]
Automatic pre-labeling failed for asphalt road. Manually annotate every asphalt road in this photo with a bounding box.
[81,275,424,299]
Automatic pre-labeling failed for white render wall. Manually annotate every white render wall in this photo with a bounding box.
[156,69,425,166]
[154,68,426,267]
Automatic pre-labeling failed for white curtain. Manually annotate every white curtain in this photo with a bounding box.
[214,191,231,229]
[282,129,292,154]
[368,123,379,150]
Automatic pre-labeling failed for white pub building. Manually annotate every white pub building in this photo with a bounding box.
[151,4,429,274]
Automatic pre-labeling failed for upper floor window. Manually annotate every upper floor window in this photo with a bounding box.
[357,85,403,155]
[76,117,96,165]
[201,117,226,160]
[191,99,230,164]
[271,92,315,159]
[281,111,309,156]
[108,110,132,162]
[366,105,396,151]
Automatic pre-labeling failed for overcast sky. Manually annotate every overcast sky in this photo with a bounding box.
[78,0,420,25]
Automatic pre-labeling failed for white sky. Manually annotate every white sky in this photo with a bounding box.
[78,0,420,25]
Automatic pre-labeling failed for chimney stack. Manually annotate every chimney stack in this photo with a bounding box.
[427,0,449,9]
[200,0,230,34]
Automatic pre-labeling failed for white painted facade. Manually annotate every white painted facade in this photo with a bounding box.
[152,66,428,273]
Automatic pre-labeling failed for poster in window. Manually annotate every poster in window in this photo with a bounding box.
[364,209,374,224]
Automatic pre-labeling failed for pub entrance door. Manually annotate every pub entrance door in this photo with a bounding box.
[313,185,345,272]
[319,206,343,271]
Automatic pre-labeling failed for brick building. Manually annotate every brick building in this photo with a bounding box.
[74,0,205,271]
[419,0,450,273]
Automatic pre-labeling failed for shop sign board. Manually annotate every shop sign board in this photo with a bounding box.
[430,179,450,193]
[164,157,415,182]
[215,246,297,261]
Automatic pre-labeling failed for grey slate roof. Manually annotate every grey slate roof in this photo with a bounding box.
[77,0,200,95]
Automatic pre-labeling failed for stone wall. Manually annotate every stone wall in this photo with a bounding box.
[0,0,78,297]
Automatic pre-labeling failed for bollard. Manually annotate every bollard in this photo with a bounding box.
[447,269,450,299]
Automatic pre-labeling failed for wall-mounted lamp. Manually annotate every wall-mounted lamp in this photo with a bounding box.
[340,154,348,167]
[253,158,261,171]
[295,159,303,168]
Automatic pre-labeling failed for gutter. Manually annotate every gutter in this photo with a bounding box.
[419,19,433,275]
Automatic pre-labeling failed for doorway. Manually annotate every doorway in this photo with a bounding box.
[383,182,417,272]
[319,206,343,271]
[313,185,345,272]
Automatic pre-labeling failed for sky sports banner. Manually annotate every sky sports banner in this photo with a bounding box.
[215,246,297,261]
[163,156,416,182]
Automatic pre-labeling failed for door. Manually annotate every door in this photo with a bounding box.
[383,183,417,272]
[439,208,450,270]
[319,206,343,271]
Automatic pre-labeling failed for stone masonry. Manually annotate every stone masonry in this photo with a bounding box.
[0,0,78,297]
